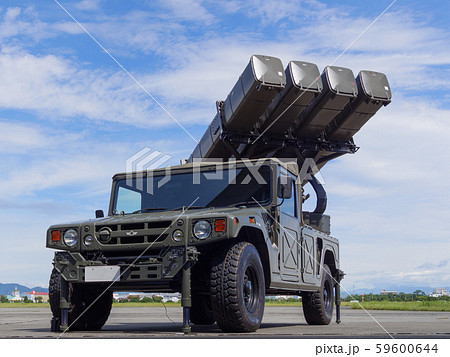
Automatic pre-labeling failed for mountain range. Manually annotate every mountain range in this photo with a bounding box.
[0,283,48,296]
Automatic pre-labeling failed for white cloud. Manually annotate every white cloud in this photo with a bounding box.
[339,240,450,291]
[159,0,215,23]
[75,0,102,11]
[285,10,450,91]
[0,48,183,128]
[51,21,85,35]
[0,128,189,200]
[0,121,51,152]
[213,0,305,23]
[0,6,53,43]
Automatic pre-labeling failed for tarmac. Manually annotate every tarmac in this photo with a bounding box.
[0,305,449,338]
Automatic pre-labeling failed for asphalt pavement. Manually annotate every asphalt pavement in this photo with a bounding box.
[0,306,448,338]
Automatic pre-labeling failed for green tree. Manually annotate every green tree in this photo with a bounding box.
[23,296,33,303]
[35,296,43,303]
[128,296,141,303]
[0,295,8,303]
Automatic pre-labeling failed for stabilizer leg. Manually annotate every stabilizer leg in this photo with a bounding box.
[335,269,345,324]
[181,262,192,334]
[60,278,70,331]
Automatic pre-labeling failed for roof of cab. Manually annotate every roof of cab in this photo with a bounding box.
[113,158,298,180]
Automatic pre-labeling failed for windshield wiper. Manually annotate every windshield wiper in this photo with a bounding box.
[170,205,206,212]
[132,207,167,214]
[227,200,253,207]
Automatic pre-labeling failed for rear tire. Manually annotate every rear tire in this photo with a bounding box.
[49,268,113,331]
[210,242,265,332]
[302,264,334,325]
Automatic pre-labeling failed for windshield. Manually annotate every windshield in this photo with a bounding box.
[112,166,272,214]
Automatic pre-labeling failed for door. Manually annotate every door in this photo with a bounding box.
[301,229,317,284]
[278,171,301,283]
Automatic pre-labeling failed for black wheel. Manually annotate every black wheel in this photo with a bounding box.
[302,264,334,325]
[210,242,265,332]
[49,268,85,331]
[49,268,113,331]
[83,285,113,331]
[190,292,215,325]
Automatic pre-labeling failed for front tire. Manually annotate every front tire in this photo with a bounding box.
[302,264,334,325]
[49,268,113,331]
[190,293,215,325]
[210,242,265,332]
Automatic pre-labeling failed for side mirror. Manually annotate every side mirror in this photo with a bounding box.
[277,176,293,199]
[95,210,105,218]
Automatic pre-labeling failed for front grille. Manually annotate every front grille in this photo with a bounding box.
[121,236,145,244]
[122,223,145,230]
[95,220,172,245]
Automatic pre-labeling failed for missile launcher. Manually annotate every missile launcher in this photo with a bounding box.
[222,55,286,132]
[326,70,392,141]
[259,61,322,136]
[294,66,358,139]
[188,55,390,173]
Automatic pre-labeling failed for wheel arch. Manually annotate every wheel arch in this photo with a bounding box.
[323,249,337,279]
[234,225,271,289]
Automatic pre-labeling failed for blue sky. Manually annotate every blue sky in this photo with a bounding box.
[0,0,449,293]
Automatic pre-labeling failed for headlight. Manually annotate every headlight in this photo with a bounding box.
[84,235,94,246]
[63,229,78,247]
[172,230,184,242]
[193,220,212,240]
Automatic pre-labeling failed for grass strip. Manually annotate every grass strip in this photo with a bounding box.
[0,303,50,308]
[1,301,448,312]
[343,300,450,312]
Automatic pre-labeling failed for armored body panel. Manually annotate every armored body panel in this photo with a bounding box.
[326,70,391,141]
[259,61,322,136]
[294,66,358,139]
[222,55,286,132]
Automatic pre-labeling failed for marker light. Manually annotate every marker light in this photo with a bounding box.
[214,219,226,232]
[51,230,61,242]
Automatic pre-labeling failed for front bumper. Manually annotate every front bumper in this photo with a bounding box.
[53,246,196,284]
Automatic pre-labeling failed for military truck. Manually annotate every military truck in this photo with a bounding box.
[47,55,391,333]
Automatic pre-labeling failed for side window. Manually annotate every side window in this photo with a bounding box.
[280,177,297,217]
[115,186,142,213]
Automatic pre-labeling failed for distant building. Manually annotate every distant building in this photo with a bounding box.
[380,289,398,295]
[265,295,300,301]
[115,292,181,302]
[6,287,23,302]
[429,288,449,298]
[24,291,49,303]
